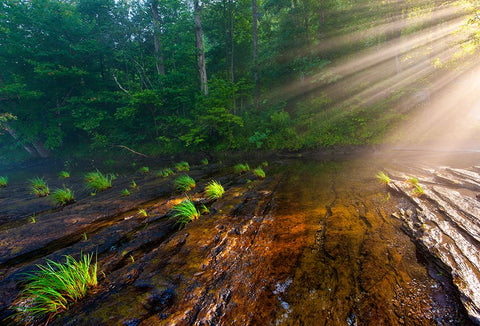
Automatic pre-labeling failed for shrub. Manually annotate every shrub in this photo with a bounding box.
[84,171,113,192]
[30,177,50,197]
[0,176,8,187]
[157,168,174,178]
[205,180,225,200]
[139,166,149,174]
[171,199,200,229]
[175,175,196,192]
[51,188,75,206]
[201,158,208,165]
[376,171,390,185]
[12,253,97,322]
[121,188,130,196]
[175,161,190,172]
[58,171,70,179]
[253,167,266,179]
[234,163,250,174]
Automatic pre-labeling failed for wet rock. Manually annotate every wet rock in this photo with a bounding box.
[390,166,480,324]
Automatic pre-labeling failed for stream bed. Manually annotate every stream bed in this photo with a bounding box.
[0,151,477,325]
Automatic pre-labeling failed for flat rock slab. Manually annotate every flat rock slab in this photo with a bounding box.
[389,167,480,324]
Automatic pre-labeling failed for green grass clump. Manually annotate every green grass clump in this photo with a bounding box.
[139,166,149,174]
[0,176,8,187]
[12,253,97,322]
[407,176,419,186]
[412,184,425,196]
[121,188,130,196]
[171,199,200,229]
[131,180,137,188]
[376,171,390,185]
[84,171,113,192]
[30,177,50,197]
[175,175,196,192]
[261,161,268,167]
[58,171,70,179]
[201,158,208,165]
[138,208,148,217]
[157,168,174,178]
[253,167,266,179]
[51,188,75,206]
[175,161,190,172]
[234,163,250,174]
[205,180,225,200]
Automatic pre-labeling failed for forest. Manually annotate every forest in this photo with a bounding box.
[0,0,478,162]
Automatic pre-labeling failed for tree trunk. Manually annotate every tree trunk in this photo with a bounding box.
[252,0,259,109]
[386,0,405,75]
[151,0,165,76]
[230,0,235,83]
[3,123,50,158]
[194,0,208,95]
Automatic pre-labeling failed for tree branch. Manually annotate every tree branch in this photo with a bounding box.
[114,145,149,157]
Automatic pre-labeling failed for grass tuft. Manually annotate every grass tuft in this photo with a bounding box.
[157,168,174,178]
[205,180,225,200]
[234,163,250,174]
[84,171,113,192]
[51,188,75,206]
[121,188,130,196]
[12,253,97,322]
[253,167,266,179]
[171,198,200,229]
[138,208,147,217]
[58,171,70,179]
[412,184,425,196]
[139,166,149,174]
[30,177,50,197]
[407,176,419,186]
[201,158,208,165]
[174,175,196,192]
[376,171,390,185]
[175,161,190,172]
[0,176,8,187]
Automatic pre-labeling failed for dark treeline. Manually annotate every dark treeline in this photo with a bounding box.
[0,0,476,159]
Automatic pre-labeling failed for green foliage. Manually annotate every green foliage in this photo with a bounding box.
[174,175,196,192]
[84,171,113,192]
[261,161,268,167]
[0,176,8,187]
[139,166,150,174]
[131,180,137,188]
[201,158,209,165]
[12,253,97,322]
[408,177,419,186]
[412,184,425,196]
[121,188,130,197]
[171,199,200,229]
[30,177,50,197]
[234,163,250,174]
[205,180,225,200]
[253,167,266,179]
[157,168,174,178]
[51,188,75,206]
[376,171,390,185]
[58,171,70,179]
[175,161,190,172]
[138,208,147,217]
